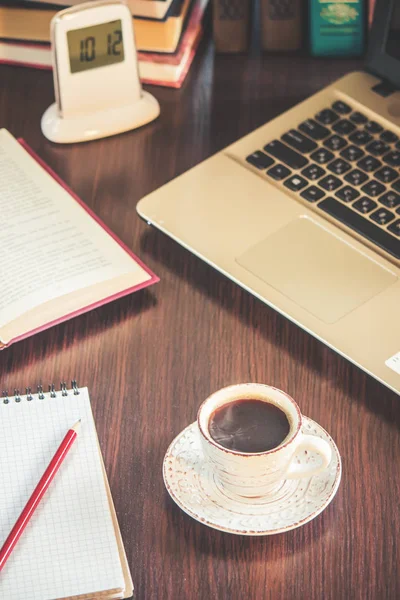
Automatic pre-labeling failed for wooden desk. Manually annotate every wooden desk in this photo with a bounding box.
[1,44,399,600]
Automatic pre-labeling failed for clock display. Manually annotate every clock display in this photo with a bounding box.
[67,20,124,73]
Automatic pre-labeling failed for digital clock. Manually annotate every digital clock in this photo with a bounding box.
[41,0,160,143]
[67,19,125,74]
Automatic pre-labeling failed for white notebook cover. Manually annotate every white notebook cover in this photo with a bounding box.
[0,387,130,600]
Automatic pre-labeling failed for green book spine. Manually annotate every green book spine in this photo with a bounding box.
[309,0,365,57]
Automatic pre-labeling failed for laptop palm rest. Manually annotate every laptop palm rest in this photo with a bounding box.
[236,217,397,324]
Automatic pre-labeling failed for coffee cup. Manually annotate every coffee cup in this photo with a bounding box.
[197,383,332,498]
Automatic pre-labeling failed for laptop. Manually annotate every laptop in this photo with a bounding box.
[137,0,400,395]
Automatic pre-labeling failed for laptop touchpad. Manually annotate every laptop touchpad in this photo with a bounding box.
[236,217,397,324]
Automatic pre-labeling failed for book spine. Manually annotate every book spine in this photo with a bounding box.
[212,0,252,53]
[260,0,303,51]
[309,0,365,57]
[368,0,376,27]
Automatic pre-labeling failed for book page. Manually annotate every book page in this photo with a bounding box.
[0,129,150,329]
[0,387,126,600]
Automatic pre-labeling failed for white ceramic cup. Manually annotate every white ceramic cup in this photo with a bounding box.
[197,383,332,498]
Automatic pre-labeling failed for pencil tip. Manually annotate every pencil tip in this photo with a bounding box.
[72,419,82,432]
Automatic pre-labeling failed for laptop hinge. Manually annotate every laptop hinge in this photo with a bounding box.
[364,68,398,97]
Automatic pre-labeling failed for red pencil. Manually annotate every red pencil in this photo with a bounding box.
[0,419,81,572]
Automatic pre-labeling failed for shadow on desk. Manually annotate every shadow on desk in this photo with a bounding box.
[0,289,157,377]
[163,491,334,557]
[140,228,400,428]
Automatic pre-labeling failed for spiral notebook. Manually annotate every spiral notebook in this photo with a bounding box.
[0,384,133,600]
[0,128,158,349]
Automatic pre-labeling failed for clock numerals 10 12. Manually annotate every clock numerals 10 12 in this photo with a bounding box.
[67,20,125,73]
[79,29,122,63]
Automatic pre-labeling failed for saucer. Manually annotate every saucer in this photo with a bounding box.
[163,417,341,535]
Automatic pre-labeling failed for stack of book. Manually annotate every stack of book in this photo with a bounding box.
[0,0,209,88]
[214,0,374,58]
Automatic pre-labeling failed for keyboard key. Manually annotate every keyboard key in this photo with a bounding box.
[370,208,395,225]
[333,119,356,136]
[310,148,334,164]
[324,135,347,151]
[336,185,360,202]
[392,179,400,193]
[282,130,318,154]
[318,197,400,259]
[366,140,390,156]
[365,121,383,134]
[375,166,398,183]
[388,219,400,236]
[340,145,365,161]
[267,164,291,180]
[246,151,274,170]
[353,197,377,214]
[284,175,308,192]
[319,174,342,191]
[357,155,382,173]
[300,186,326,202]
[264,140,308,169]
[350,111,367,124]
[299,119,330,140]
[301,164,325,180]
[328,158,351,175]
[383,150,400,166]
[379,191,400,209]
[332,101,352,114]
[361,180,386,197]
[344,169,369,186]
[349,130,372,145]
[315,108,339,125]
[380,130,398,144]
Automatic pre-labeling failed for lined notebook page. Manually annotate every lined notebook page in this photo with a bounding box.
[0,387,125,600]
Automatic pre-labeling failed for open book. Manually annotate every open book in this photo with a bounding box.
[0,129,158,348]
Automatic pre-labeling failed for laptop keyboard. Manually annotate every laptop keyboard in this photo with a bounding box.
[245,100,400,260]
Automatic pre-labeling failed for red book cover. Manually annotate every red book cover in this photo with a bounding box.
[140,0,208,65]
[369,0,376,26]
[141,27,202,88]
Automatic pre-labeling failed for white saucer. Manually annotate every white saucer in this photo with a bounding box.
[163,417,341,535]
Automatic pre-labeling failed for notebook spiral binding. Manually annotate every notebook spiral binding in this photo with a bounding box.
[2,380,80,404]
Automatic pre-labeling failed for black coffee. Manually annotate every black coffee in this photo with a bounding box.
[209,398,290,453]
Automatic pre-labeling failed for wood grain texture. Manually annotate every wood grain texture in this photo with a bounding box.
[1,39,399,600]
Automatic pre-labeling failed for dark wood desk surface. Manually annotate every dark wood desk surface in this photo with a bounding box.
[1,42,399,600]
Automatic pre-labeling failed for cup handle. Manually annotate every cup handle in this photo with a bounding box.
[285,433,332,479]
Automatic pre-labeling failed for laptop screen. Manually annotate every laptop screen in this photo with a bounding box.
[386,2,400,61]
[367,0,400,87]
